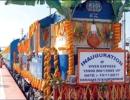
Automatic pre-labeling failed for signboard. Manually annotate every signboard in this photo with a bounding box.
[78,49,125,84]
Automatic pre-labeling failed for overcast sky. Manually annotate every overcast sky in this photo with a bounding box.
[0,1,56,48]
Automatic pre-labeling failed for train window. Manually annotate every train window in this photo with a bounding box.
[29,53,43,79]
[30,35,34,51]
[40,27,50,48]
[22,55,27,70]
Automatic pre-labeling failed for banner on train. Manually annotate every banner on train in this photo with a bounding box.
[73,0,114,22]
[78,49,125,84]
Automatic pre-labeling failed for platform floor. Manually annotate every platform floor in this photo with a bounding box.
[0,66,26,100]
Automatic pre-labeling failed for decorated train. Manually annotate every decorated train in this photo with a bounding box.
[2,0,130,100]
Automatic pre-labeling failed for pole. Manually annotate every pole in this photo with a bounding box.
[49,7,51,15]
[124,12,126,50]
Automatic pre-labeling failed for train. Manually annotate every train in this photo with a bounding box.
[2,0,130,99]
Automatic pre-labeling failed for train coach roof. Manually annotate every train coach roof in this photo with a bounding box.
[39,13,64,28]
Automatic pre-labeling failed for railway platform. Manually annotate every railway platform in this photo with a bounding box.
[0,66,26,100]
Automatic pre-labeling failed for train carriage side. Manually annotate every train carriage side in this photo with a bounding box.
[14,13,65,99]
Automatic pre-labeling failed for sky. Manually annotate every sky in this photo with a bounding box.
[0,1,56,48]
[125,12,130,40]
[0,1,130,48]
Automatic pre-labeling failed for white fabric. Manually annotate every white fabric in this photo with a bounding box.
[91,24,97,32]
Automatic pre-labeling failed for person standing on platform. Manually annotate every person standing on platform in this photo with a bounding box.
[0,54,4,68]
